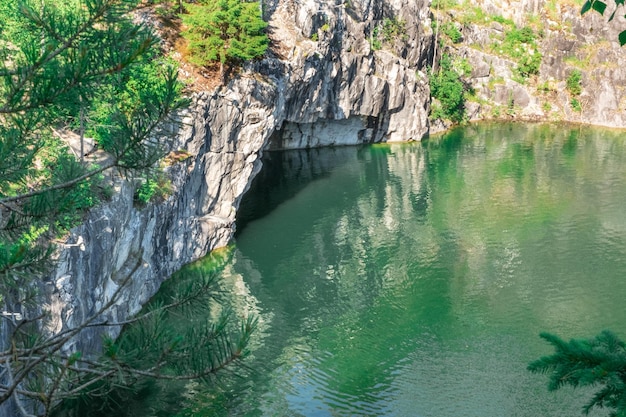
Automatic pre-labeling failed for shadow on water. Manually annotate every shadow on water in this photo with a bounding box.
[236,146,367,235]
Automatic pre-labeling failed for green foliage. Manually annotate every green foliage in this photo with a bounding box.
[135,179,160,205]
[57,248,257,416]
[371,17,407,50]
[542,101,552,112]
[505,26,536,44]
[537,80,555,93]
[382,18,407,41]
[492,15,515,26]
[456,57,472,77]
[457,6,488,25]
[567,69,583,96]
[429,54,466,123]
[371,27,382,50]
[134,171,173,205]
[571,97,582,112]
[431,0,458,9]
[565,54,587,69]
[181,0,268,67]
[504,91,517,116]
[441,21,462,43]
[151,0,185,18]
[0,0,183,272]
[529,331,626,416]
[491,25,542,78]
[0,1,213,415]
[517,50,542,78]
[87,57,186,170]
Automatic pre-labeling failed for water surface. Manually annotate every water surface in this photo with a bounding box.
[151,123,626,416]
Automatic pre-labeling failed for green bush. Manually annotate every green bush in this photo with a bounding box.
[456,57,472,77]
[493,25,542,77]
[134,172,173,205]
[492,15,515,26]
[371,18,407,50]
[505,26,535,44]
[441,21,462,43]
[181,0,268,67]
[429,54,466,123]
[431,0,458,9]
[537,81,554,93]
[382,18,407,41]
[88,57,184,154]
[566,69,582,96]
[517,50,542,77]
[571,98,582,112]
[370,27,382,50]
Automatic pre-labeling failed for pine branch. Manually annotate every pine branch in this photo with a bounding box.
[0,259,139,405]
[0,161,114,205]
[530,331,626,416]
[0,0,114,105]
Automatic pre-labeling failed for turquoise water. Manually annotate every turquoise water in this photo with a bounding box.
[124,123,626,416]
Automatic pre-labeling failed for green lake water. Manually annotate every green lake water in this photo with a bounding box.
[135,123,626,416]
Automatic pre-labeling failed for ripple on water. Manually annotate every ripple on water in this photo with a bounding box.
[385,334,606,417]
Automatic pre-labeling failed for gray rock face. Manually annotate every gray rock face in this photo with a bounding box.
[450,0,626,127]
[529,5,626,127]
[1,0,435,398]
[262,0,433,146]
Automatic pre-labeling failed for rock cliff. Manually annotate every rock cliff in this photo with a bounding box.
[17,0,435,364]
[433,0,626,128]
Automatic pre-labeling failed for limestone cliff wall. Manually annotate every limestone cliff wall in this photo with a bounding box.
[439,0,626,128]
[21,0,435,364]
[262,0,433,147]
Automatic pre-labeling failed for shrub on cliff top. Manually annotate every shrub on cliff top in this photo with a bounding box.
[181,0,268,73]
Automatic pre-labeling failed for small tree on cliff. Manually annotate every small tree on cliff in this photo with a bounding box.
[180,0,268,78]
[429,53,466,123]
[529,331,626,416]
[0,0,254,415]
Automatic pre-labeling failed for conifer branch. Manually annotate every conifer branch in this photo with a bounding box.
[0,161,115,205]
